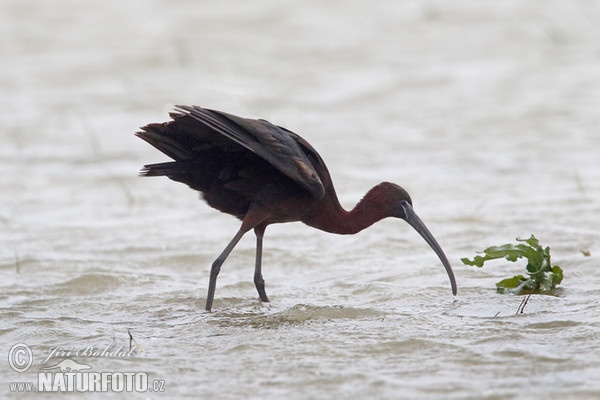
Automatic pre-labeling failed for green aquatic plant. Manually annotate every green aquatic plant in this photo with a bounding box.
[461,235,563,294]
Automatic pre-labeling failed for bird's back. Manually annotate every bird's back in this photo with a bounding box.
[136,106,329,220]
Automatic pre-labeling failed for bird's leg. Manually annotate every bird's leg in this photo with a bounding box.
[205,228,247,312]
[204,205,271,312]
[253,225,270,303]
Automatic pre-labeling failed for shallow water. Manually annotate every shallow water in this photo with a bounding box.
[2,0,600,398]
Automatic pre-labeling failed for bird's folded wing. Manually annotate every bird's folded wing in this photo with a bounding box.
[175,105,325,199]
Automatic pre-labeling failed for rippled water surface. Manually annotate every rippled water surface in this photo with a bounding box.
[2,1,600,398]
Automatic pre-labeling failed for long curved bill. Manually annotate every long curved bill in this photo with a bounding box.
[401,201,458,295]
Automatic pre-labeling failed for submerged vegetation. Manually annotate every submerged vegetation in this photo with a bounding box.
[462,235,563,294]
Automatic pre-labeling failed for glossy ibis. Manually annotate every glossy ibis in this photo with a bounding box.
[136,105,457,311]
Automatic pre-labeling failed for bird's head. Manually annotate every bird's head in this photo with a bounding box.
[375,182,457,296]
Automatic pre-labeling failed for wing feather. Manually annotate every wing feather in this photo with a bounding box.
[175,105,325,199]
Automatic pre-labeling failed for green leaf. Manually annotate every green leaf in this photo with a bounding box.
[551,265,563,285]
[462,235,563,294]
[496,275,527,289]
[518,235,540,248]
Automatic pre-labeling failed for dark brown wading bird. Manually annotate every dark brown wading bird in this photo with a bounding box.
[136,106,457,311]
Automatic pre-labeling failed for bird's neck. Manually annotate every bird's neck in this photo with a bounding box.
[302,186,388,235]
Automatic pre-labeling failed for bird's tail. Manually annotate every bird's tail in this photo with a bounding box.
[138,159,209,192]
[138,161,180,177]
[135,122,196,161]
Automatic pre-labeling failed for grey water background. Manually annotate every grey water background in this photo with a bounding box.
[2,0,600,398]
